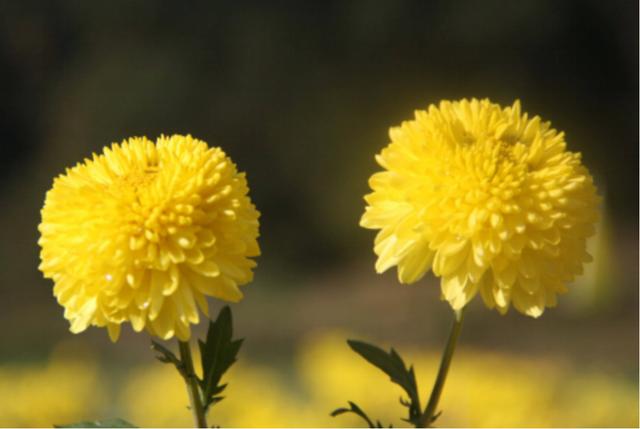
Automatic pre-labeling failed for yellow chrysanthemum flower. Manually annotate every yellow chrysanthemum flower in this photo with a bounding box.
[361,98,599,317]
[39,135,260,341]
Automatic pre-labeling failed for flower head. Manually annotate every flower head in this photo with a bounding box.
[360,99,599,317]
[39,135,260,341]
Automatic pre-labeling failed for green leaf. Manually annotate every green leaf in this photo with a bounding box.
[198,306,243,411]
[54,418,137,428]
[151,340,185,376]
[331,401,388,428]
[347,339,421,425]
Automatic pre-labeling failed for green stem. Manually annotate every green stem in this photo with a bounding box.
[178,340,208,428]
[419,309,465,427]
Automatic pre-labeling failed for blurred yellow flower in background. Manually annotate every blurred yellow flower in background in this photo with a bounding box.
[38,135,260,341]
[0,358,104,427]
[0,331,636,427]
[297,331,637,428]
[361,98,600,317]
[119,362,191,427]
[120,357,319,427]
[298,330,404,426]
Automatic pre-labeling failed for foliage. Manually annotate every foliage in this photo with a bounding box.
[152,305,243,413]
[58,306,243,428]
[54,418,136,428]
[197,306,244,411]
[332,339,430,427]
[331,401,389,428]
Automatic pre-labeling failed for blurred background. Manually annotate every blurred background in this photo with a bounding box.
[0,0,637,427]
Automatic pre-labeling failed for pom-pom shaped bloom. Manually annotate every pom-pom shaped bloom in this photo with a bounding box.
[39,135,260,341]
[361,99,599,317]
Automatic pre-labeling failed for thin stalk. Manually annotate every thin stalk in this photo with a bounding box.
[419,309,465,427]
[178,340,208,428]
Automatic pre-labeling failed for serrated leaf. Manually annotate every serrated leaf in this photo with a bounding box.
[347,339,421,425]
[198,306,243,411]
[331,401,386,428]
[54,418,137,428]
[151,340,184,376]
